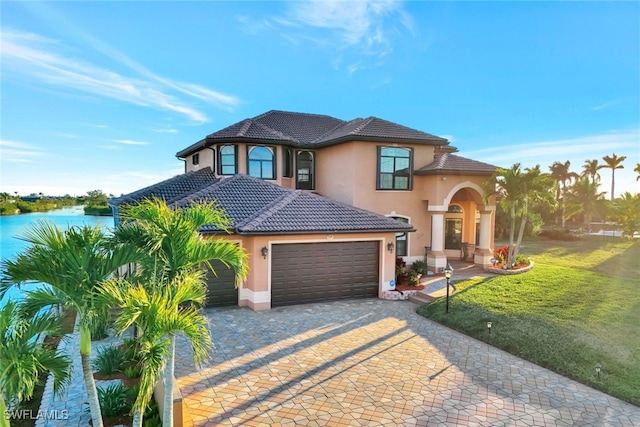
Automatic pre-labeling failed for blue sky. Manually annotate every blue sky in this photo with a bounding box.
[1,1,638,198]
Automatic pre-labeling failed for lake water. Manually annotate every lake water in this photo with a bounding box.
[0,206,114,306]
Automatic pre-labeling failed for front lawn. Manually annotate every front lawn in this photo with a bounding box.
[417,236,640,406]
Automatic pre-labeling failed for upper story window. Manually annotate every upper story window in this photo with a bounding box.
[296,151,314,190]
[218,145,237,175]
[192,153,199,166]
[283,148,293,178]
[377,147,412,190]
[248,146,275,179]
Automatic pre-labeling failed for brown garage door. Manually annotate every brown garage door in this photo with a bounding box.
[204,260,238,307]
[271,241,379,307]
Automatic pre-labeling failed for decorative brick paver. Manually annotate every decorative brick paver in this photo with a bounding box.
[175,300,640,426]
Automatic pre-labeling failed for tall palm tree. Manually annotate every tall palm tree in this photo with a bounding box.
[0,223,140,427]
[566,176,607,233]
[484,163,554,266]
[112,199,248,427]
[98,271,211,427]
[602,153,626,200]
[0,301,71,427]
[549,161,579,228]
[581,159,602,183]
[635,162,640,182]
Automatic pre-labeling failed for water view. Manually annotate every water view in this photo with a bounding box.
[0,206,113,306]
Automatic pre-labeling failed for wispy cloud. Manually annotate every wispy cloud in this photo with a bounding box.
[1,28,242,123]
[0,139,46,163]
[591,100,619,111]
[110,139,150,146]
[152,128,179,134]
[463,130,640,168]
[240,0,413,71]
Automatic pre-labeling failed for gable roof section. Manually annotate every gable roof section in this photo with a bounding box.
[176,110,450,158]
[114,172,414,235]
[109,167,217,206]
[415,153,498,176]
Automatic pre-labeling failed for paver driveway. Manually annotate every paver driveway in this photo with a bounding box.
[175,300,640,426]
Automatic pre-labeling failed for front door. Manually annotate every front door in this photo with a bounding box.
[445,218,462,250]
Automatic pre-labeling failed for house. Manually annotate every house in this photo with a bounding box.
[112,110,497,310]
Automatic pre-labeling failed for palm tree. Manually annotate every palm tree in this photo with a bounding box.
[635,162,640,182]
[111,199,248,427]
[549,161,579,228]
[602,153,627,200]
[484,164,554,266]
[566,176,607,233]
[0,301,71,427]
[581,159,602,183]
[98,271,211,427]
[611,192,640,239]
[0,223,140,427]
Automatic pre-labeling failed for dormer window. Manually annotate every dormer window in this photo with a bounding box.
[218,145,237,175]
[377,147,412,190]
[248,146,275,179]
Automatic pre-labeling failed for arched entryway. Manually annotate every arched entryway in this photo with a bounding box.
[427,181,495,270]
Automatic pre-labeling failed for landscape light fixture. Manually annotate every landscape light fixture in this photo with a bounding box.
[595,364,601,379]
[261,246,268,259]
[387,242,395,253]
[487,321,492,333]
[444,263,453,314]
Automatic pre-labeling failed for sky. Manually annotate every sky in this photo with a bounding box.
[1,1,639,199]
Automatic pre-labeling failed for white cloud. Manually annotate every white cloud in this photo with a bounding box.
[244,0,413,71]
[111,139,151,146]
[0,139,46,163]
[1,29,242,123]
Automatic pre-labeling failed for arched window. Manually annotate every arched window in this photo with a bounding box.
[248,146,275,179]
[447,205,463,213]
[377,147,412,190]
[296,151,314,190]
[218,145,237,175]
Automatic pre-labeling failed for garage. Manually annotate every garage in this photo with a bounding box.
[271,241,380,307]
[204,260,238,307]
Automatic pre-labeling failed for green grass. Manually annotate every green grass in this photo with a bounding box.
[417,236,640,406]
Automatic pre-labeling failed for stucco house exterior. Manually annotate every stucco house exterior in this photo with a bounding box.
[112,110,497,310]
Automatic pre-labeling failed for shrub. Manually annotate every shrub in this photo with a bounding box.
[515,254,530,266]
[395,257,406,275]
[92,345,127,375]
[121,338,141,362]
[125,366,141,379]
[127,382,140,401]
[538,227,580,241]
[410,260,428,275]
[97,383,130,417]
[407,270,421,286]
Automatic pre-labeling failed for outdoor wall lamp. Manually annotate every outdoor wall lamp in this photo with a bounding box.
[261,246,268,259]
[387,242,395,253]
[444,263,453,314]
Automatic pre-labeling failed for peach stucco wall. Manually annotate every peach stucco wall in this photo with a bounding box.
[205,232,397,311]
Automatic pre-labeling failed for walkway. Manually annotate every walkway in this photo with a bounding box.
[175,299,640,426]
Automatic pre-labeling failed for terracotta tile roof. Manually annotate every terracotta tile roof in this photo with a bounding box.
[112,172,414,235]
[176,110,450,157]
[415,153,498,176]
[109,167,217,206]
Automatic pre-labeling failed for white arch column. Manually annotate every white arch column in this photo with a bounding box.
[427,210,447,272]
[474,208,494,266]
